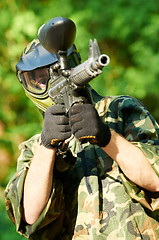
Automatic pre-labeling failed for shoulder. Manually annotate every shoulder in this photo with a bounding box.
[95,95,145,117]
[17,134,41,171]
[18,134,41,152]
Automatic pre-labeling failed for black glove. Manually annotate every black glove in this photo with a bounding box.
[41,104,71,149]
[69,104,111,147]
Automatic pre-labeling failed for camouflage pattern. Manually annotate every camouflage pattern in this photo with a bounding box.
[4,90,159,239]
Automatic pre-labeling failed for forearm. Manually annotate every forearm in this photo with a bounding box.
[23,144,56,225]
[102,130,159,192]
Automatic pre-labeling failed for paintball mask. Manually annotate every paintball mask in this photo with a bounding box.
[16,38,81,112]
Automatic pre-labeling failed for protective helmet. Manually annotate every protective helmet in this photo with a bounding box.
[16,38,81,112]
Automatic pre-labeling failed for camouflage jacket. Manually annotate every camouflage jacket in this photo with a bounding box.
[4,91,159,240]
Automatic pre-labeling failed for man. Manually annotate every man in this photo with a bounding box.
[5,36,159,240]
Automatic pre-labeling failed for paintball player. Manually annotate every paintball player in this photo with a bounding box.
[5,17,159,240]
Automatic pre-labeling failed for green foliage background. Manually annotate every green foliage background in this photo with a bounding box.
[1,0,159,238]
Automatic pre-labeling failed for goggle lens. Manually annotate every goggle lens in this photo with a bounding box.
[19,67,50,94]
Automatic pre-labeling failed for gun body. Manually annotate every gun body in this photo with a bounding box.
[48,75,90,112]
[38,18,110,113]
[48,40,110,112]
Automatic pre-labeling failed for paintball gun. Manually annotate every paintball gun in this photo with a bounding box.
[38,17,110,113]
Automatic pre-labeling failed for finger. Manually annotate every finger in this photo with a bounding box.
[71,104,93,113]
[56,131,71,140]
[74,128,89,139]
[62,131,72,140]
[69,113,82,126]
[55,115,69,125]
[57,124,71,133]
[46,104,66,115]
[69,104,83,115]
[71,121,83,135]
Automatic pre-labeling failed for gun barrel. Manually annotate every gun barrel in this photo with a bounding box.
[70,54,110,87]
[98,54,110,67]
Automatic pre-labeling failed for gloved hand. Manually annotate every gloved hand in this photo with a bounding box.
[69,104,111,147]
[41,104,71,149]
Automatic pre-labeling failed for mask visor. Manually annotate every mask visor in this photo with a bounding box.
[18,67,50,94]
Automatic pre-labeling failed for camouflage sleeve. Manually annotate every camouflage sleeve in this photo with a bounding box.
[4,135,39,233]
[4,134,64,238]
[119,142,159,212]
[105,96,159,211]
